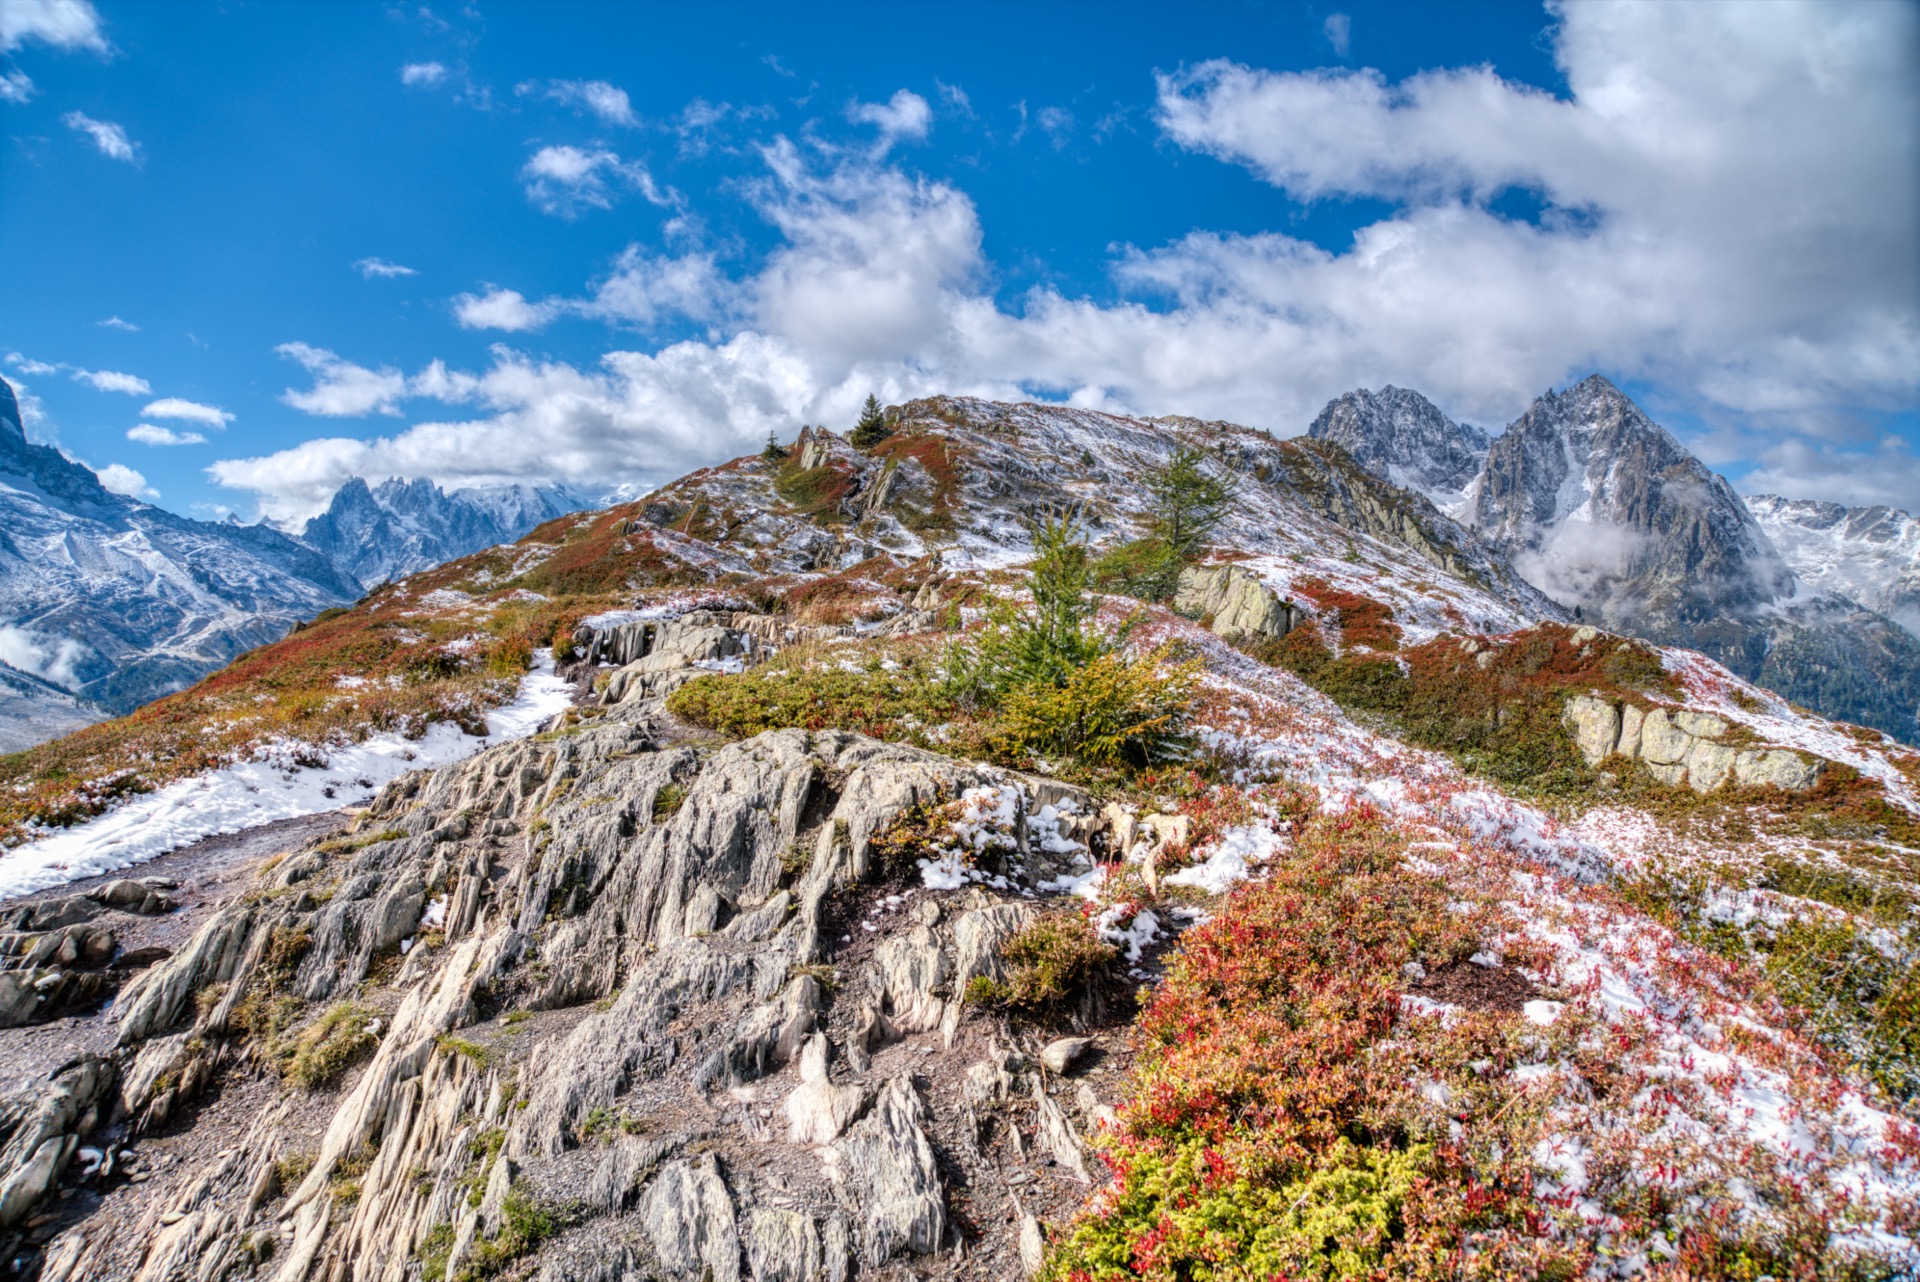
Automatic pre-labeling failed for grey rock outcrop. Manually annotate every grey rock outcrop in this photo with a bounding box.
[1562,694,1825,792]
[1173,565,1295,642]
[834,1075,946,1266]
[0,1055,113,1230]
[642,1155,740,1282]
[29,696,1118,1281]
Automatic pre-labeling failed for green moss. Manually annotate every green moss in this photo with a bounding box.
[667,655,957,744]
[436,1035,495,1068]
[311,827,406,857]
[650,783,688,822]
[420,1182,565,1281]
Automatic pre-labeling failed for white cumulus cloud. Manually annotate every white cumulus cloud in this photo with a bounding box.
[848,89,932,154]
[140,397,232,427]
[96,315,138,331]
[127,423,205,446]
[0,68,31,102]
[400,61,446,87]
[355,257,417,279]
[96,462,155,499]
[520,144,672,217]
[275,342,409,417]
[62,109,135,162]
[453,287,557,333]
[518,77,638,127]
[70,367,148,394]
[6,352,59,376]
[452,249,727,334]
[0,0,107,53]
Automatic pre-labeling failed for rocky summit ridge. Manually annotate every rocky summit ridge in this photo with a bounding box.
[1315,374,1920,743]
[0,393,1918,1280]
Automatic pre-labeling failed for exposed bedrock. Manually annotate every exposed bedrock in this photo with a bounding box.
[1173,564,1296,643]
[1562,693,1825,792]
[25,703,1121,1281]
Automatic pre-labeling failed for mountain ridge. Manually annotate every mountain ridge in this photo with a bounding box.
[297,475,585,592]
[1313,374,1920,742]
[0,376,360,717]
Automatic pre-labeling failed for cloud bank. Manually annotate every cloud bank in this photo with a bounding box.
[217,0,1920,518]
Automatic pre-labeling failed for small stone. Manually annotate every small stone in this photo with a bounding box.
[1039,1037,1091,1075]
[1019,1215,1047,1276]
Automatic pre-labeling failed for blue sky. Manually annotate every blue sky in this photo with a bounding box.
[2,0,1916,524]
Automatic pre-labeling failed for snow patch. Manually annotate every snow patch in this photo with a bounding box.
[0,651,574,900]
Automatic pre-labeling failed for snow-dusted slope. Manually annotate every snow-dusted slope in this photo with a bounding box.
[0,650,571,897]
[0,375,358,721]
[0,661,101,753]
[298,476,583,590]
[1748,494,1920,638]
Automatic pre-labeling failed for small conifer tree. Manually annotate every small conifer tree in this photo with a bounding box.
[762,430,785,462]
[1096,445,1239,602]
[850,394,891,450]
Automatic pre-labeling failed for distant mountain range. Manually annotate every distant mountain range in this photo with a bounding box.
[298,476,581,592]
[1747,494,1920,638]
[0,375,358,741]
[0,374,584,750]
[6,362,1918,752]
[1310,376,1920,741]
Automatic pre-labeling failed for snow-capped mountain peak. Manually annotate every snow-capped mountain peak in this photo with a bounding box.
[1747,493,1920,637]
[1305,384,1489,510]
[298,475,584,590]
[0,374,359,723]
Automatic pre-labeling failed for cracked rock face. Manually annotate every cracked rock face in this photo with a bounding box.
[1173,565,1294,642]
[1562,693,1826,792]
[19,700,1125,1282]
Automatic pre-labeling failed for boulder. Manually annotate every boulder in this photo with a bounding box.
[744,1209,821,1282]
[835,1076,945,1265]
[1683,737,1739,792]
[1734,748,1825,791]
[1173,565,1292,642]
[1562,695,1621,767]
[1637,709,1692,766]
[784,1034,868,1146]
[1039,1036,1092,1075]
[873,925,948,1034]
